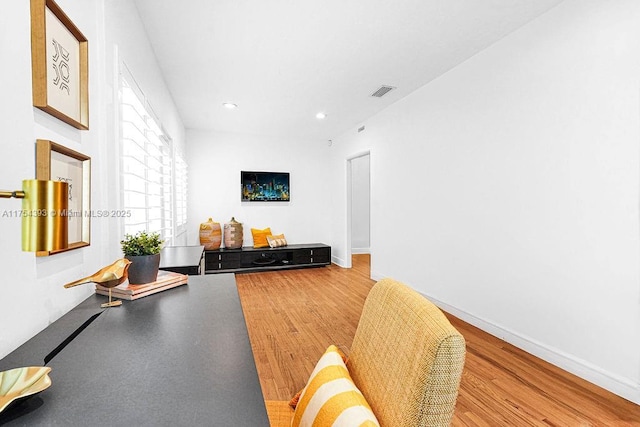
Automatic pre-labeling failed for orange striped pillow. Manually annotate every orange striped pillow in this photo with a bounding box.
[291,345,380,427]
[267,233,287,248]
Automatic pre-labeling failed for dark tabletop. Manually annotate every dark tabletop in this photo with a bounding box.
[0,274,269,426]
[159,245,205,270]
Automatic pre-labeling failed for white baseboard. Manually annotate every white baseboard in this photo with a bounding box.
[331,255,348,268]
[370,270,384,281]
[424,294,640,405]
[351,247,370,254]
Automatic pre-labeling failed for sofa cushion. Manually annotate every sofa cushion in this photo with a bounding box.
[267,233,287,248]
[291,345,380,427]
[251,227,272,248]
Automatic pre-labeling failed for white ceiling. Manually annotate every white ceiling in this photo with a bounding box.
[132,0,564,141]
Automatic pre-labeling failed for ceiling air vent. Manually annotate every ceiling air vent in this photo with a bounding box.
[370,85,396,98]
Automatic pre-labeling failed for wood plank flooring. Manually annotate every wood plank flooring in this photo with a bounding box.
[236,254,374,401]
[236,255,640,426]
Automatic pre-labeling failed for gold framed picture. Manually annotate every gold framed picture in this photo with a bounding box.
[36,139,91,256]
[30,0,89,130]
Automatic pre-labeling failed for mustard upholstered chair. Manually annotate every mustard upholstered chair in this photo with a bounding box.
[347,278,466,426]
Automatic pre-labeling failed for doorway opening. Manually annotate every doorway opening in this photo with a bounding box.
[346,151,371,271]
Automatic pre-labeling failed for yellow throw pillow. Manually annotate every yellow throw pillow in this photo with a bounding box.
[251,227,271,248]
[291,345,380,427]
[267,233,287,248]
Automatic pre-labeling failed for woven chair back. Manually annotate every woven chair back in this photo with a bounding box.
[348,278,466,427]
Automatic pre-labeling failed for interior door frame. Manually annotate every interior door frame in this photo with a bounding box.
[346,150,371,269]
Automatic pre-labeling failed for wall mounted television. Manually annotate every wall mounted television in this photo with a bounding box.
[241,171,290,202]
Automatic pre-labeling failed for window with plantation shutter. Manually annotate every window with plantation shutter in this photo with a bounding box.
[119,67,186,244]
[174,154,188,234]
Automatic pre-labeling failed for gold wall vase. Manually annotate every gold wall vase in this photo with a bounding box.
[35,140,91,256]
[21,179,68,252]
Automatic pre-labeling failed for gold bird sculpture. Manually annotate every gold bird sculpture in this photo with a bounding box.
[64,258,132,307]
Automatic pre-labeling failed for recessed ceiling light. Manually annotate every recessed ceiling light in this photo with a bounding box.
[223,103,238,109]
[316,112,327,119]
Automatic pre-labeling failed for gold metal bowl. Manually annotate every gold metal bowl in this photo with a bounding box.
[0,367,52,413]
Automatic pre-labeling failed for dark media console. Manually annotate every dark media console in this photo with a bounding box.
[205,243,331,274]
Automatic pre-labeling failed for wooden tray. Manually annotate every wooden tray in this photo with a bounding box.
[95,270,188,301]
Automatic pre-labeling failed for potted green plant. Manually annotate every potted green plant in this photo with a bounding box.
[121,231,164,284]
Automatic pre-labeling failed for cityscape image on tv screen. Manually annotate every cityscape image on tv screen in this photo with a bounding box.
[241,171,290,202]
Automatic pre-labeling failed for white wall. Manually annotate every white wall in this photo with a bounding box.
[0,0,106,360]
[329,0,640,404]
[186,130,331,248]
[0,0,185,359]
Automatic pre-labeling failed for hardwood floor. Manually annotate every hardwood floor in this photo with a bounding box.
[236,255,640,426]
[236,254,374,401]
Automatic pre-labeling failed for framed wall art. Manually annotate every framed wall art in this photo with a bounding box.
[36,139,91,256]
[31,0,89,130]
